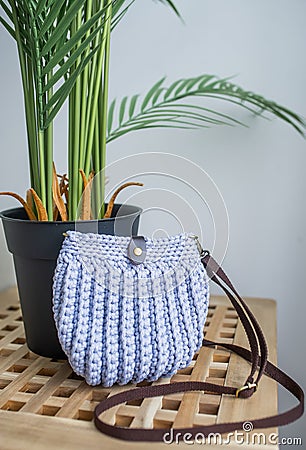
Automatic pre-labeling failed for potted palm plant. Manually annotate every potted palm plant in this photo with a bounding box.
[0,0,305,358]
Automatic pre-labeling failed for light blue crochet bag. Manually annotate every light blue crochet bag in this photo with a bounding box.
[52,231,209,387]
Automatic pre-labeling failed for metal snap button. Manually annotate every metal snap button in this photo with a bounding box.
[133,247,143,257]
[127,236,146,265]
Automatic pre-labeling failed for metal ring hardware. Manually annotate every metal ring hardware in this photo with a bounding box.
[235,382,258,398]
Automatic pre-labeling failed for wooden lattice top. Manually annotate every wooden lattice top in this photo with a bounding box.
[0,288,278,450]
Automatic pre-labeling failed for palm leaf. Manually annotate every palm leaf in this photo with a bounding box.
[44,44,100,128]
[0,1,31,54]
[0,15,15,38]
[0,0,13,23]
[129,94,139,118]
[37,0,68,38]
[141,76,166,112]
[156,0,181,18]
[164,79,184,100]
[119,96,128,125]
[107,74,306,142]
[41,7,110,77]
[6,0,135,131]
[107,99,116,135]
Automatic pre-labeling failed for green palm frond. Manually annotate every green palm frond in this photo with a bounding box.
[5,0,129,130]
[106,74,306,142]
[0,0,15,38]
[0,0,31,54]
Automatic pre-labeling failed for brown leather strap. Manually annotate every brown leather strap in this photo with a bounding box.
[94,253,304,441]
[203,252,268,394]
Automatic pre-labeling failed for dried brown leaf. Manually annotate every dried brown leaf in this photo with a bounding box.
[103,182,144,219]
[25,190,37,220]
[79,169,92,220]
[57,173,69,204]
[29,189,48,221]
[0,191,37,221]
[58,175,67,196]
[52,163,68,222]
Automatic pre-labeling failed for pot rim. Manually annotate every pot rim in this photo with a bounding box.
[0,204,142,225]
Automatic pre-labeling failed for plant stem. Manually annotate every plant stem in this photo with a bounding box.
[68,89,74,220]
[74,10,82,205]
[98,6,112,218]
[79,0,93,196]
[84,0,111,176]
[26,54,40,194]
[82,0,105,174]
[69,12,82,220]
[38,130,46,207]
[28,2,47,209]
[45,68,54,221]
[45,129,53,221]
[93,112,101,218]
[9,2,40,194]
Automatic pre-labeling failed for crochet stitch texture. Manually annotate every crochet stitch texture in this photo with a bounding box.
[53,231,210,386]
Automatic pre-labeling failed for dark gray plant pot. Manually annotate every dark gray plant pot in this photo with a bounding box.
[0,205,142,359]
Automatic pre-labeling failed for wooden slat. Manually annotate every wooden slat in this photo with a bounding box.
[0,310,23,329]
[0,357,49,408]
[0,344,29,373]
[20,363,73,413]
[98,384,138,425]
[0,325,24,349]
[0,410,217,450]
[55,381,94,418]
[129,377,167,428]
[173,305,228,428]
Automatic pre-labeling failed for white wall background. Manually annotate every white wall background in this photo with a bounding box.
[0,0,305,442]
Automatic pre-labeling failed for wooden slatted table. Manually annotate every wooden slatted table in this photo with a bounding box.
[0,288,278,449]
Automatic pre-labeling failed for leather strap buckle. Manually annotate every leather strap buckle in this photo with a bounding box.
[235,382,257,398]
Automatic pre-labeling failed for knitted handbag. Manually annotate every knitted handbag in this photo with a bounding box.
[52,231,209,387]
[52,230,304,442]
